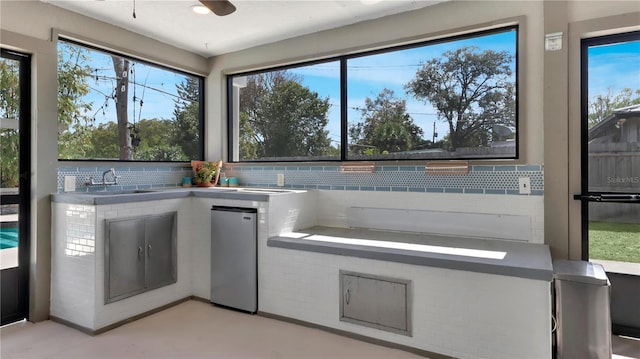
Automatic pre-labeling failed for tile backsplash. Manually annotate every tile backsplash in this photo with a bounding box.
[57,166,193,193]
[224,164,544,195]
[58,163,544,195]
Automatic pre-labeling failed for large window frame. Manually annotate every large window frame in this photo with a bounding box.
[228,25,519,163]
[57,38,205,163]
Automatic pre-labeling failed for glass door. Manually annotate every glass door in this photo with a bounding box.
[0,48,31,325]
[577,31,640,337]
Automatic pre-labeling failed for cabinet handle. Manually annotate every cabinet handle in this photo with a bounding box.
[148,244,152,258]
[345,289,350,305]
[138,246,143,260]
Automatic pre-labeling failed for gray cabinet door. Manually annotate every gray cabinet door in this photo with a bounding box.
[105,212,177,303]
[145,212,176,289]
[341,272,410,335]
[106,218,145,302]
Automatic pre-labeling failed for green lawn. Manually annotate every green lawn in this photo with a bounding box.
[589,221,640,263]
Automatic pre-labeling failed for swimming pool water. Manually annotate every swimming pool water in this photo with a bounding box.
[0,227,18,249]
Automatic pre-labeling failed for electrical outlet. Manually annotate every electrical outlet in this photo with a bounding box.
[519,177,531,195]
[64,176,76,192]
[277,173,285,187]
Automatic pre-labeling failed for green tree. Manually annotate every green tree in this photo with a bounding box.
[589,88,640,128]
[349,89,424,155]
[239,71,332,159]
[58,125,98,159]
[172,78,201,159]
[57,43,94,159]
[406,46,515,151]
[239,112,258,160]
[87,122,119,159]
[136,118,188,161]
[0,58,19,187]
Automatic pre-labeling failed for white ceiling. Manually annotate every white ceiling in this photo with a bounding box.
[43,0,444,58]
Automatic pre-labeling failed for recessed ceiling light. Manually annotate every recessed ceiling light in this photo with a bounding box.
[192,5,210,15]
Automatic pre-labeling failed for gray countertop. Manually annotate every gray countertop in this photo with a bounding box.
[51,187,303,205]
[268,226,553,281]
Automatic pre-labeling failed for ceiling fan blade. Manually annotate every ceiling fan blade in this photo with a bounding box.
[199,0,236,16]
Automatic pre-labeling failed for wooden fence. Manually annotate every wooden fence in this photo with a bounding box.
[588,142,640,224]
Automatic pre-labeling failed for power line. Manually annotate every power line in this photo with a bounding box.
[83,72,196,103]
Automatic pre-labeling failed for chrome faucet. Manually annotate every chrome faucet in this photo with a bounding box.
[102,168,120,185]
[86,168,120,186]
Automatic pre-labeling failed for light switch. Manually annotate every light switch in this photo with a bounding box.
[519,177,531,195]
[64,176,76,192]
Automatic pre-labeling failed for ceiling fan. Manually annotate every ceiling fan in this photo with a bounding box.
[199,0,236,16]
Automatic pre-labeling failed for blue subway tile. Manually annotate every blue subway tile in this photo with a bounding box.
[426,188,444,193]
[331,185,345,190]
[58,166,78,172]
[517,165,541,172]
[157,167,172,172]
[317,185,331,190]
[464,188,484,194]
[273,167,285,171]
[360,186,375,191]
[485,189,506,195]
[297,166,310,171]
[305,184,319,189]
[506,190,521,195]
[310,167,324,172]
[346,186,360,191]
[494,166,516,172]
[444,188,463,193]
[391,187,408,192]
[375,186,391,191]
[531,190,544,196]
[472,165,494,172]
[381,166,398,172]
[408,187,426,193]
[323,166,338,172]
[398,166,417,172]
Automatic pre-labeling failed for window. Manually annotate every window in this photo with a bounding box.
[57,39,204,162]
[229,62,341,161]
[229,26,518,162]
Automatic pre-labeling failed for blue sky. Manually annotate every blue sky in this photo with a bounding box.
[64,42,189,125]
[289,29,518,145]
[588,40,640,100]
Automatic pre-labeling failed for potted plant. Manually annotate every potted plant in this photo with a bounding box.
[191,160,222,187]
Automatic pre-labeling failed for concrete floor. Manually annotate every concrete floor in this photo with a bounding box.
[1,300,639,359]
[0,300,425,359]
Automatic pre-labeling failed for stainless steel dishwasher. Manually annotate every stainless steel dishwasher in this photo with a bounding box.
[210,206,258,313]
